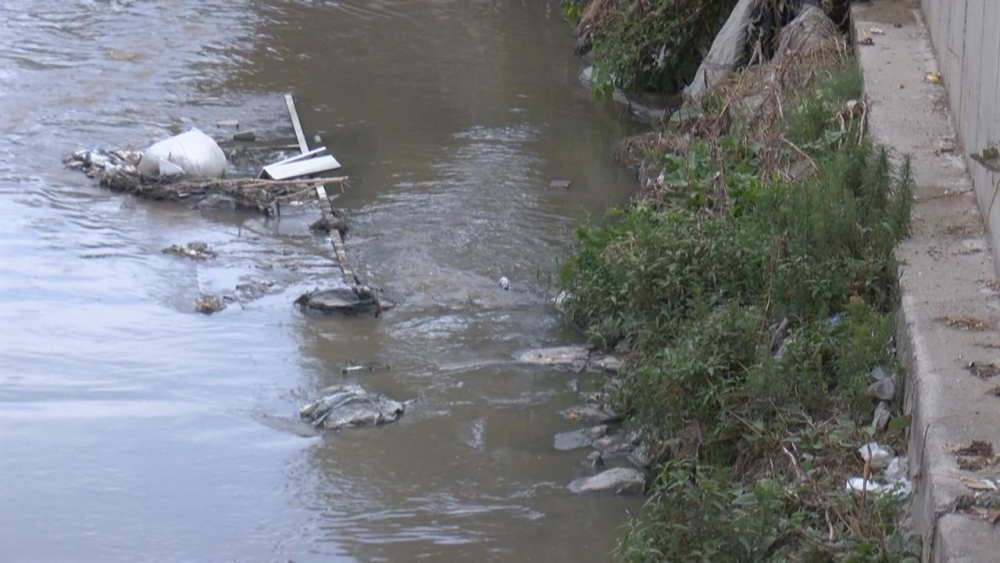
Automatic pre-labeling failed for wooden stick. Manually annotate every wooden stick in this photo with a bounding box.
[284,94,310,154]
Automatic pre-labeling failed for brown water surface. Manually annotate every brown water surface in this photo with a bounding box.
[0,1,642,561]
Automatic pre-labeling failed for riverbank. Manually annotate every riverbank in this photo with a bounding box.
[559,3,922,560]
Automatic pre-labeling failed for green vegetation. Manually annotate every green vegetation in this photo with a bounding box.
[564,0,738,95]
[560,58,920,561]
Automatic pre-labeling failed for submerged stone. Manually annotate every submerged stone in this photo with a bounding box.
[558,404,620,424]
[554,425,608,451]
[568,467,646,495]
[515,345,590,371]
[295,286,381,316]
[195,294,226,314]
[300,384,405,430]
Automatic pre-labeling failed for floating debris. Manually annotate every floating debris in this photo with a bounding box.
[498,276,510,291]
[195,294,226,315]
[299,385,406,430]
[162,241,216,260]
[340,360,391,374]
[568,467,646,495]
[137,129,226,179]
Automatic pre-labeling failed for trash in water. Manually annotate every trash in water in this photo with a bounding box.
[261,147,341,180]
[926,72,942,85]
[137,128,227,179]
[859,442,892,469]
[217,120,240,128]
[65,148,142,178]
[195,294,226,315]
[869,26,885,35]
[340,360,391,374]
[498,276,510,290]
[232,130,256,142]
[162,241,216,260]
[549,179,572,190]
[299,385,406,430]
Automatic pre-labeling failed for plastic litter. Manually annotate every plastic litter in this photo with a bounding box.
[137,128,227,179]
[871,401,891,433]
[884,456,908,482]
[498,276,510,290]
[845,476,911,500]
[859,442,893,469]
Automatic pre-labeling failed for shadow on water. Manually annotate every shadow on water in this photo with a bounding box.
[0,0,644,561]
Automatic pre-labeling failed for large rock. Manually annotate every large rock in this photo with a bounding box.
[299,385,405,430]
[295,286,381,316]
[568,467,646,495]
[554,425,608,451]
[515,345,590,371]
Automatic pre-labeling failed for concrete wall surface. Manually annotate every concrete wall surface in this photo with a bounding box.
[922,0,1000,268]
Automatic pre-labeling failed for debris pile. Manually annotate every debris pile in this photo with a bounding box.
[299,385,406,430]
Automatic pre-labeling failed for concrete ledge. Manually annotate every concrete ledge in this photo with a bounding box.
[853,2,1000,561]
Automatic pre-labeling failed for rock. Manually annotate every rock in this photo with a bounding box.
[559,404,619,424]
[310,214,348,234]
[195,194,237,213]
[195,294,226,314]
[163,241,216,260]
[776,5,840,61]
[554,425,608,451]
[628,444,654,469]
[300,384,405,430]
[593,431,638,455]
[515,346,590,371]
[235,279,281,302]
[295,286,381,316]
[568,467,646,495]
[591,355,622,373]
[584,450,606,471]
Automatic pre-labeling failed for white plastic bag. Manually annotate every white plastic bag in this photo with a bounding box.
[138,128,227,179]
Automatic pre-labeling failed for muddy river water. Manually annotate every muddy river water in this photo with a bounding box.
[0,1,643,561]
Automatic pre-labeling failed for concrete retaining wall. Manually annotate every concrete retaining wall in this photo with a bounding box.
[922,0,1000,269]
